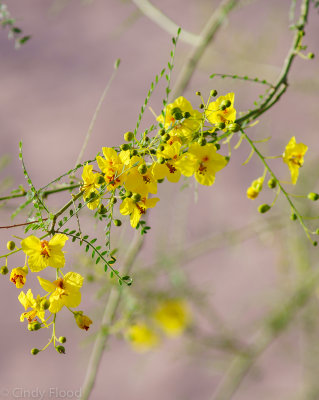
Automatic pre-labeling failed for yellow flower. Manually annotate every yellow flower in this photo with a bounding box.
[126,323,159,352]
[246,177,263,200]
[119,196,159,228]
[21,234,68,272]
[81,164,103,210]
[124,157,157,196]
[153,142,183,183]
[153,299,191,337]
[207,93,236,127]
[176,143,227,186]
[157,96,202,143]
[10,267,27,288]
[37,271,83,313]
[282,136,308,184]
[96,147,127,190]
[18,289,46,323]
[74,311,93,331]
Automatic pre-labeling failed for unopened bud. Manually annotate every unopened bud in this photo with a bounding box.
[96,175,105,185]
[0,266,8,275]
[210,89,218,97]
[41,299,50,310]
[98,204,107,215]
[131,149,138,157]
[132,193,141,203]
[308,52,315,59]
[258,204,271,214]
[7,241,15,251]
[183,111,191,119]
[110,197,117,205]
[215,144,221,150]
[268,178,277,189]
[199,104,205,109]
[159,129,166,136]
[157,157,165,164]
[290,213,297,221]
[162,133,170,142]
[138,164,147,175]
[216,122,226,130]
[228,123,241,133]
[307,192,319,201]
[120,144,130,151]
[56,345,66,354]
[113,219,122,227]
[59,336,67,344]
[196,91,201,96]
[31,348,40,355]
[124,131,134,141]
[198,137,207,146]
[125,190,132,198]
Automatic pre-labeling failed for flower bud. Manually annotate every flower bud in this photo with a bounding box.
[132,193,141,203]
[199,104,205,109]
[198,137,207,146]
[59,336,67,344]
[307,192,319,201]
[120,144,130,151]
[216,122,226,130]
[125,190,132,198]
[138,164,147,175]
[56,345,66,354]
[110,197,117,205]
[41,299,50,310]
[150,149,156,155]
[196,91,201,96]
[290,213,297,221]
[227,123,241,133]
[157,157,165,164]
[183,111,191,119]
[159,129,166,136]
[267,178,277,189]
[74,312,93,331]
[215,144,221,150]
[113,219,122,227]
[162,133,171,142]
[31,348,40,355]
[159,145,165,151]
[98,204,107,215]
[171,107,182,115]
[0,266,9,275]
[96,175,105,185]
[131,149,138,157]
[258,204,271,214]
[124,131,134,141]
[308,52,315,59]
[219,104,227,111]
[7,241,15,251]
[174,112,183,120]
[28,322,41,331]
[210,89,218,97]
[157,179,164,183]
[221,99,231,108]
[313,241,318,247]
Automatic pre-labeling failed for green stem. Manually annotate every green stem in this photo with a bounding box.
[0,184,81,202]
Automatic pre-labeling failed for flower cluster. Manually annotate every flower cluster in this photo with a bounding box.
[3,234,92,354]
[81,93,235,229]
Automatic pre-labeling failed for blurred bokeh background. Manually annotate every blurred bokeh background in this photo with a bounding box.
[1,0,319,399]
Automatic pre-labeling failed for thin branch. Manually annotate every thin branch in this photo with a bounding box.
[0,218,48,229]
[237,0,310,126]
[74,60,121,167]
[171,0,239,98]
[131,0,200,46]
[81,231,145,400]
[0,184,80,202]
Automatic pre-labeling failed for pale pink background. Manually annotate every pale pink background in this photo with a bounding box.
[0,1,319,399]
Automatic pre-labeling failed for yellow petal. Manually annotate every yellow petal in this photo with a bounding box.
[38,276,56,293]
[21,236,41,255]
[64,272,84,288]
